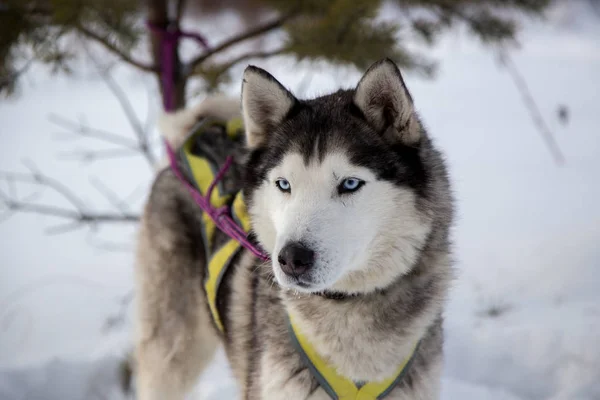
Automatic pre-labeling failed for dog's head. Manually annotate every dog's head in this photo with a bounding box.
[242,59,437,295]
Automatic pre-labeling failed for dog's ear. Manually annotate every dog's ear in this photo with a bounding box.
[354,59,420,144]
[241,66,296,148]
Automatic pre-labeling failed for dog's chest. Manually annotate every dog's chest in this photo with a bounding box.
[230,275,421,400]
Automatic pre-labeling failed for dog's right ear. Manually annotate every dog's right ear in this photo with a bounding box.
[241,66,296,148]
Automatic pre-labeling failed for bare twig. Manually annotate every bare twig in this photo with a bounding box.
[3,202,76,220]
[175,0,187,23]
[95,70,157,168]
[437,6,565,165]
[144,81,158,135]
[100,74,146,137]
[90,177,131,215]
[187,14,294,75]
[222,47,288,72]
[57,148,140,163]
[86,232,132,253]
[22,161,87,212]
[20,190,43,204]
[498,51,566,165]
[102,290,134,333]
[74,24,158,73]
[6,175,17,199]
[1,8,158,239]
[50,114,139,150]
[81,47,158,168]
[125,182,148,203]
[197,46,288,83]
[0,201,138,224]
[46,221,88,235]
[0,167,140,228]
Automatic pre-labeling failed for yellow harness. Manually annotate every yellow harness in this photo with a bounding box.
[288,314,419,400]
[179,117,249,333]
[179,118,418,400]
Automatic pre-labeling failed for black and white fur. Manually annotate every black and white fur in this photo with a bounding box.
[134,59,454,399]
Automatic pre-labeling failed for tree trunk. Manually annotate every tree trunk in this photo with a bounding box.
[174,75,187,109]
[147,0,187,110]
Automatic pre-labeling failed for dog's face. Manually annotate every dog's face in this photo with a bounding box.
[242,60,433,294]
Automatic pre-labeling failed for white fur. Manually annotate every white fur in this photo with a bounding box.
[250,152,432,294]
[156,95,241,169]
[259,350,331,400]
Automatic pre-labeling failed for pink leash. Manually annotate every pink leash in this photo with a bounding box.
[148,21,271,262]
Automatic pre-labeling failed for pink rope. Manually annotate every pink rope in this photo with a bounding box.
[206,155,232,201]
[164,145,270,261]
[150,20,270,261]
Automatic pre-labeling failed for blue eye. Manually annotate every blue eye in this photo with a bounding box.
[339,178,364,194]
[276,179,291,193]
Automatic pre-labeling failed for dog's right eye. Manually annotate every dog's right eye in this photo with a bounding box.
[275,179,291,193]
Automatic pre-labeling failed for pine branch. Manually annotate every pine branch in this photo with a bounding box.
[74,23,158,73]
[433,4,517,43]
[0,59,34,94]
[231,47,288,68]
[187,14,294,76]
[207,46,289,79]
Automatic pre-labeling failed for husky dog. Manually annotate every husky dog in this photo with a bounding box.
[134,59,454,400]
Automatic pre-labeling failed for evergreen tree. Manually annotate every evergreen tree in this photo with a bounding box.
[1,0,550,107]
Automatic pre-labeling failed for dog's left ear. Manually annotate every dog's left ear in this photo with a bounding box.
[354,59,420,144]
[241,66,297,148]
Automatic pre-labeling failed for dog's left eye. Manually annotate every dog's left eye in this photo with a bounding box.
[276,178,291,193]
[338,178,365,194]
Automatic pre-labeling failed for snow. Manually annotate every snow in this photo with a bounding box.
[1,3,600,399]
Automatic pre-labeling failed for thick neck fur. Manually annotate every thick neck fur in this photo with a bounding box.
[279,241,452,383]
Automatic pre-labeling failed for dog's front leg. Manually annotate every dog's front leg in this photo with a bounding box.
[133,187,220,400]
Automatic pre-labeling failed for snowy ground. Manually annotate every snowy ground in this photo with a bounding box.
[1,3,600,399]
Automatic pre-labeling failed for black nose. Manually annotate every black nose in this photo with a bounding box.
[278,242,315,278]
